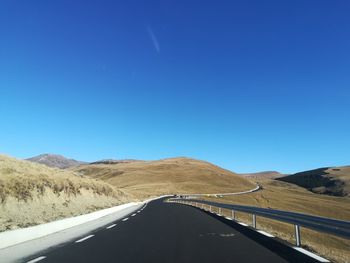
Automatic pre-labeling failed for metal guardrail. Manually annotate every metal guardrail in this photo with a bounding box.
[170,198,350,247]
[177,184,261,198]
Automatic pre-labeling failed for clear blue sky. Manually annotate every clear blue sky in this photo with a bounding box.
[1,1,349,174]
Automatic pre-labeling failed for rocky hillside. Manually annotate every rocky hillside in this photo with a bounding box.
[26,153,86,169]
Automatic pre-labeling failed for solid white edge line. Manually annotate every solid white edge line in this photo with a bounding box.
[257,230,275,237]
[293,247,330,262]
[122,218,129,221]
[0,202,143,251]
[26,256,47,263]
[75,235,94,243]
[106,224,117,229]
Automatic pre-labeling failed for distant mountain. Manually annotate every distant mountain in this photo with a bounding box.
[240,171,285,180]
[26,154,86,169]
[276,166,350,197]
[90,159,142,165]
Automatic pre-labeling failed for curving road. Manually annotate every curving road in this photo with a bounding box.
[180,184,261,198]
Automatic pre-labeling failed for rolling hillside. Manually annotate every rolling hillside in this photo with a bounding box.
[239,171,285,180]
[276,166,350,197]
[74,157,256,198]
[0,155,129,231]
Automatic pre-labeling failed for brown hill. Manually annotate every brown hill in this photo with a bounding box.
[73,157,256,199]
[276,166,350,197]
[240,171,285,180]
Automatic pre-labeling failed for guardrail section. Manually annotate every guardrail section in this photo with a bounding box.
[170,198,350,247]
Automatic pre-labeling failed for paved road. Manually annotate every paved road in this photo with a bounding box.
[179,198,350,239]
[24,198,319,263]
[180,184,260,197]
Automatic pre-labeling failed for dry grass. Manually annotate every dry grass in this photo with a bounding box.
[203,179,350,263]
[0,154,131,231]
[74,157,256,199]
[277,166,350,197]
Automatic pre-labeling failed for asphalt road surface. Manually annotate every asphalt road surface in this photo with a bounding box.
[180,198,350,239]
[25,198,320,263]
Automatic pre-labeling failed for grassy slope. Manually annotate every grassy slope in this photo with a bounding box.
[276,166,350,197]
[0,155,129,231]
[74,157,256,199]
[204,179,350,263]
[239,171,284,180]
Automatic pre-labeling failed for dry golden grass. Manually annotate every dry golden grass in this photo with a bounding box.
[203,179,350,263]
[74,157,256,199]
[0,154,130,231]
[325,166,350,195]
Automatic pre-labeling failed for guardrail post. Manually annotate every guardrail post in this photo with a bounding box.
[295,225,301,246]
[210,205,212,212]
[252,214,256,228]
[219,207,222,215]
[231,210,235,220]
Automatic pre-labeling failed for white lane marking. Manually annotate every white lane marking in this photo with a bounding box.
[238,222,248,226]
[131,213,136,217]
[293,247,330,262]
[137,211,141,213]
[257,230,275,237]
[225,217,233,220]
[122,218,129,221]
[106,224,117,229]
[26,256,46,263]
[75,235,94,243]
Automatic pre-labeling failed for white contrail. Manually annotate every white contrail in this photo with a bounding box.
[147,26,160,53]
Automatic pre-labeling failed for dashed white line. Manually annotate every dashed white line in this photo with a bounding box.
[293,247,330,262]
[26,256,46,263]
[75,235,94,243]
[225,217,233,220]
[122,217,129,221]
[257,230,275,237]
[131,213,136,217]
[238,222,248,226]
[106,224,117,229]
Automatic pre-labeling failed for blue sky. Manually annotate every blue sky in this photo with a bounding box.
[0,1,349,173]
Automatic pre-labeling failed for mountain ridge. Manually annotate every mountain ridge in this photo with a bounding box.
[26,154,86,169]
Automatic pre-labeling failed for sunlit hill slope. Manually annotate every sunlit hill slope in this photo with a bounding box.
[0,155,129,231]
[74,157,256,199]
